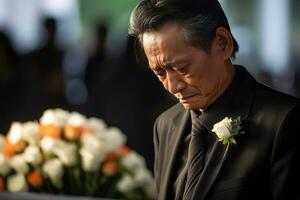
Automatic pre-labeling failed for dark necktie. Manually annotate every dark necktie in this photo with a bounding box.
[183,113,206,199]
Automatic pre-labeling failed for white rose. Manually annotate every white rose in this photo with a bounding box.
[0,153,11,176]
[81,134,107,155]
[53,142,77,166]
[80,135,107,171]
[86,117,106,132]
[100,127,127,152]
[54,108,70,122]
[7,173,28,192]
[81,133,100,144]
[43,159,64,181]
[40,109,69,127]
[40,109,57,126]
[80,148,104,172]
[40,137,66,155]
[133,167,154,186]
[22,121,40,145]
[121,151,146,171]
[22,145,42,166]
[212,117,232,139]
[67,112,86,126]
[80,134,107,172]
[116,174,137,193]
[7,122,22,144]
[40,136,58,153]
[10,155,29,174]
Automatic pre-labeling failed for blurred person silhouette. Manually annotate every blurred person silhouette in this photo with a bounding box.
[84,22,118,118]
[85,23,110,97]
[0,31,38,133]
[26,17,67,110]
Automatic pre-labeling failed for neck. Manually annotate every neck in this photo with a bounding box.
[216,61,236,99]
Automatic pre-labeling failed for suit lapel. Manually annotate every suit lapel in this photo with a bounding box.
[159,108,190,200]
[192,65,257,200]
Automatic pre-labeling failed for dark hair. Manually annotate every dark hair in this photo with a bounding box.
[129,0,239,58]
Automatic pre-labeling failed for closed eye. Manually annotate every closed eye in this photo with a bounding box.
[154,69,166,78]
[173,65,187,75]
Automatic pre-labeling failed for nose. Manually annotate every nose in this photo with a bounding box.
[166,71,186,95]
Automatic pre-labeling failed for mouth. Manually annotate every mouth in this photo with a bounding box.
[179,94,198,102]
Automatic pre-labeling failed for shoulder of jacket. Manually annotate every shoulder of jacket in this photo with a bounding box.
[156,103,184,123]
[255,82,298,104]
[251,82,300,124]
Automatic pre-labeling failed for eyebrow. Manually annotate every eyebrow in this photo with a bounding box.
[150,60,187,70]
[165,58,188,66]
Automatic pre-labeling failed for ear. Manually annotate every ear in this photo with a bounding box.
[212,27,234,60]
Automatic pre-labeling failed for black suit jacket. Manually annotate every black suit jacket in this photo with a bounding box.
[153,66,300,200]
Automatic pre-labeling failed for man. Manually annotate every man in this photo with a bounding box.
[129,0,300,199]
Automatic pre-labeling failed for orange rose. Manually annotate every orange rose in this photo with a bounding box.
[102,160,117,176]
[40,125,61,138]
[3,137,16,158]
[64,125,81,140]
[27,171,43,187]
[118,145,131,157]
[0,177,5,192]
[81,127,95,137]
[106,152,117,161]
[13,139,27,153]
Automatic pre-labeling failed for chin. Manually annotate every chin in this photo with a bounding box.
[181,103,200,110]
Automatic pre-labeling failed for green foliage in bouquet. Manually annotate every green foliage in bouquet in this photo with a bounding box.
[0,109,155,200]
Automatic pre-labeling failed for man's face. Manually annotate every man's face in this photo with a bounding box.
[143,22,224,110]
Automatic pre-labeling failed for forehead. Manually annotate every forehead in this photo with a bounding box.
[142,22,190,57]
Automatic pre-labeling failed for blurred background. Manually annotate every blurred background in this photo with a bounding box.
[0,0,299,170]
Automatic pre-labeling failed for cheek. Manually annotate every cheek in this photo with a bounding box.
[186,67,215,91]
[183,75,203,90]
[161,79,169,91]
[183,77,214,97]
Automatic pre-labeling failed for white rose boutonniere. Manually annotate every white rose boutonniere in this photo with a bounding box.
[212,116,245,146]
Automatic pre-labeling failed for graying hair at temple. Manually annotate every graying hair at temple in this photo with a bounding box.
[128,0,239,58]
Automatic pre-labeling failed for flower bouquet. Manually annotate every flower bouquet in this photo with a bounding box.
[0,109,155,200]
